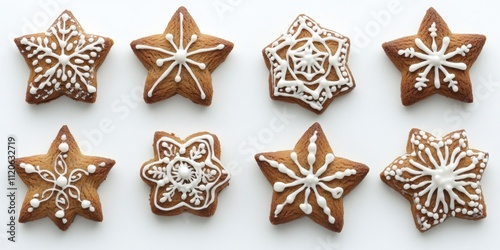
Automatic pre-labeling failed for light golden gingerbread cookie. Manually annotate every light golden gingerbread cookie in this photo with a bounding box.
[131,6,233,105]
[263,14,355,114]
[382,8,486,106]
[140,131,230,216]
[381,129,488,232]
[255,123,369,232]
[14,10,113,104]
[15,126,115,231]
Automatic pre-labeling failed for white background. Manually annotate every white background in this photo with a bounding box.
[1,0,500,249]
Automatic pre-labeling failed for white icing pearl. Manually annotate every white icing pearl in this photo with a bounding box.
[81,200,91,209]
[56,175,68,188]
[55,210,65,218]
[87,164,96,174]
[58,142,69,153]
[22,163,36,173]
[30,198,40,208]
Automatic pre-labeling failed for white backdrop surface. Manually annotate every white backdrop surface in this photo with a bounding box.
[1,0,500,249]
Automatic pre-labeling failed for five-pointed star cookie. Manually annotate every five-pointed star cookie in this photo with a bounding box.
[14,10,113,104]
[141,131,230,216]
[131,6,233,105]
[381,129,488,232]
[15,126,115,231]
[254,123,369,232]
[382,8,486,106]
[263,14,355,115]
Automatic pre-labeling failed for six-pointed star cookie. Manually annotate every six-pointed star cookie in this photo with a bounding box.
[14,10,113,104]
[381,129,488,232]
[141,131,230,216]
[254,123,369,232]
[15,125,115,231]
[263,14,355,114]
[131,6,233,105]
[382,8,486,106]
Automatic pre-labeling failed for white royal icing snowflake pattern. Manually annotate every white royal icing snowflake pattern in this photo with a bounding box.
[18,12,107,101]
[134,12,225,99]
[383,130,488,231]
[258,130,356,224]
[141,134,230,211]
[19,134,107,224]
[398,22,472,92]
[264,15,353,111]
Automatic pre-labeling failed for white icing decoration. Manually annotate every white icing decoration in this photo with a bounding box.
[258,130,356,224]
[264,15,353,111]
[18,11,107,101]
[384,130,488,231]
[398,22,472,92]
[19,133,97,223]
[141,134,230,211]
[135,12,224,100]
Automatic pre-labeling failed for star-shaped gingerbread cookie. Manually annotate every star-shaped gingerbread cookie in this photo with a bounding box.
[263,14,355,114]
[140,131,230,216]
[254,123,369,232]
[131,6,233,105]
[381,129,488,232]
[14,10,113,104]
[15,125,115,231]
[382,8,486,106]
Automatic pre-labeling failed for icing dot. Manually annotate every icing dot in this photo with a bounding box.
[56,175,68,188]
[87,164,96,174]
[328,216,335,224]
[274,182,286,192]
[55,210,65,218]
[30,86,38,94]
[87,85,97,93]
[22,163,36,173]
[30,198,40,208]
[81,200,91,209]
[58,142,69,153]
[62,219,68,224]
